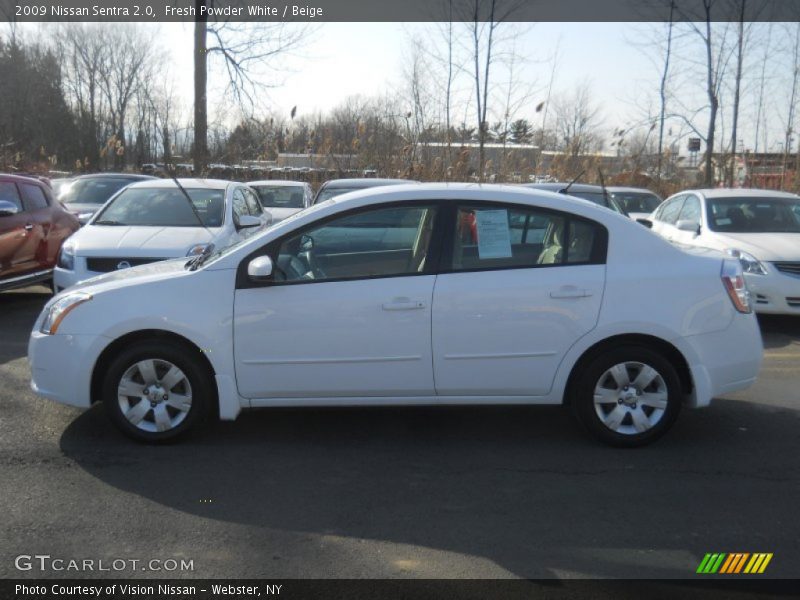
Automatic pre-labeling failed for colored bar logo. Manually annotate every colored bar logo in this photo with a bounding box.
[696,553,773,574]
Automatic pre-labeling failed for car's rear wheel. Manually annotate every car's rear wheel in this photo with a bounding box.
[572,345,682,447]
[102,340,212,443]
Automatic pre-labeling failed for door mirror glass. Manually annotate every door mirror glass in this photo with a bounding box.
[237,214,261,229]
[676,219,700,233]
[0,200,19,216]
[247,255,274,282]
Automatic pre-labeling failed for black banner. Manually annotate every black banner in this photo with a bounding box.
[1,0,798,23]
[3,579,800,600]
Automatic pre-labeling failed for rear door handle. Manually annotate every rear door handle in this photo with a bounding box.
[550,288,592,299]
[382,298,426,311]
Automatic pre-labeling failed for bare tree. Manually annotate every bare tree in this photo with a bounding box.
[656,1,676,182]
[780,23,800,190]
[553,83,603,158]
[193,4,311,172]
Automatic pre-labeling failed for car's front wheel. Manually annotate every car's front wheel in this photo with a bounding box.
[572,345,682,447]
[102,340,212,443]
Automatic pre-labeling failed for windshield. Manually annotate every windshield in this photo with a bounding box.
[707,196,800,233]
[252,185,305,208]
[60,177,136,205]
[94,187,225,227]
[610,192,662,214]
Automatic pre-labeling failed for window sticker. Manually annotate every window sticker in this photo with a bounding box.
[476,209,512,259]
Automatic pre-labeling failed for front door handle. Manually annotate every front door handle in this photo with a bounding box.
[382,298,426,311]
[550,288,592,299]
[24,223,33,231]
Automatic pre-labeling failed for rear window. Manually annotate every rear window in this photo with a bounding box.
[253,185,306,208]
[61,178,136,205]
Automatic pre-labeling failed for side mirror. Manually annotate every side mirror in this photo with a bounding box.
[247,255,274,282]
[0,200,20,216]
[237,214,261,230]
[676,219,701,234]
[636,218,653,229]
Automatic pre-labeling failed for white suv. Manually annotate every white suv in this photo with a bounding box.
[30,184,762,446]
[54,179,271,292]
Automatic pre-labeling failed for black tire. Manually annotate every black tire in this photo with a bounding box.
[102,340,213,443]
[571,345,682,447]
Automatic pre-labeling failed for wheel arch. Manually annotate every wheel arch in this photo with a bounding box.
[563,333,693,406]
[90,329,219,417]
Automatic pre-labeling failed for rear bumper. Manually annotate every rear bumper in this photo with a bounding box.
[683,313,763,407]
[0,268,53,292]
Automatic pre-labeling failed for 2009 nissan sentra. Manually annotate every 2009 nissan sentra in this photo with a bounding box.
[28,184,763,446]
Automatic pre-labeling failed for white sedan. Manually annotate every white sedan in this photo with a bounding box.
[648,188,800,314]
[249,180,313,223]
[29,184,762,446]
[53,179,271,292]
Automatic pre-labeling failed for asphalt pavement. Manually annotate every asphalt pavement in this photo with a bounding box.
[1,285,798,579]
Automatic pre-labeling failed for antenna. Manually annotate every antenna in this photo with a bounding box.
[563,170,585,195]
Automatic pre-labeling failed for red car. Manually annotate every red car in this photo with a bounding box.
[0,174,79,292]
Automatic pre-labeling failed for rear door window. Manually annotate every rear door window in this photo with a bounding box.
[20,183,49,211]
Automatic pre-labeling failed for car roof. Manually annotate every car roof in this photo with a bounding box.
[0,173,49,185]
[72,173,156,181]
[248,180,308,187]
[320,178,418,189]
[606,186,660,195]
[126,178,232,190]
[522,182,605,193]
[689,188,800,200]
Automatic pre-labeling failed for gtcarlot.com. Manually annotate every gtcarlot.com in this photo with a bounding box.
[14,554,194,573]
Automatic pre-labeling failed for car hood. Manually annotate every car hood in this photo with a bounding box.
[71,225,217,257]
[65,257,192,295]
[713,232,800,261]
[265,207,302,222]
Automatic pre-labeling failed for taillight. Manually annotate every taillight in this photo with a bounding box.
[722,259,752,313]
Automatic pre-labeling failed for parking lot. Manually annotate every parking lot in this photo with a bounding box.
[0,284,798,579]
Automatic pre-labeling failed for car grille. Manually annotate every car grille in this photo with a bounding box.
[85,257,168,273]
[773,262,800,276]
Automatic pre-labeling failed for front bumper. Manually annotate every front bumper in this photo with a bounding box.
[28,330,109,409]
[746,268,800,315]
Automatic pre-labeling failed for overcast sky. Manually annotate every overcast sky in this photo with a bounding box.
[20,20,797,154]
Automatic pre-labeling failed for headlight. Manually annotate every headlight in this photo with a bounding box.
[725,248,767,275]
[40,292,92,335]
[57,240,76,270]
[186,243,211,256]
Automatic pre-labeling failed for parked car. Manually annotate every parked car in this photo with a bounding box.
[521,182,628,216]
[53,178,271,292]
[249,180,313,222]
[0,174,79,292]
[606,186,663,221]
[29,183,762,446]
[313,178,417,204]
[58,173,156,225]
[649,188,800,315]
